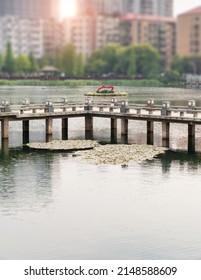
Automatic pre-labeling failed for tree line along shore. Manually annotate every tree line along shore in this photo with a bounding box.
[0,42,200,86]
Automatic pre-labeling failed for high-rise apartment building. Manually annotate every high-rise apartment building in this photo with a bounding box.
[0,16,44,58]
[62,14,120,57]
[120,14,176,67]
[140,0,154,15]
[0,16,64,58]
[124,0,173,17]
[43,19,64,54]
[63,15,96,57]
[156,0,173,17]
[95,15,120,49]
[122,0,140,14]
[0,0,60,20]
[177,6,201,57]
[77,0,173,17]
[0,0,62,57]
[77,0,123,15]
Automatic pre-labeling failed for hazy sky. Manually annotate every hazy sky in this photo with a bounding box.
[174,0,201,16]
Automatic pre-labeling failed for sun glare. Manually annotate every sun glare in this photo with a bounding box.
[60,0,77,19]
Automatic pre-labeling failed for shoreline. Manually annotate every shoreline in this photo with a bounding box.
[0,79,176,88]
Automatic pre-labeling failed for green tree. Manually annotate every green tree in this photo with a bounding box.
[61,44,77,76]
[171,55,183,74]
[171,55,201,75]
[15,54,31,74]
[171,56,192,74]
[85,54,107,75]
[3,42,15,74]
[28,52,38,73]
[85,44,120,75]
[98,44,120,73]
[160,70,181,85]
[86,44,160,78]
[76,53,84,75]
[53,47,62,70]
[114,46,136,77]
[39,53,54,69]
[134,44,161,78]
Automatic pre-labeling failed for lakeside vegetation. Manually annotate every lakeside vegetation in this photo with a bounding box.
[0,79,163,87]
[1,42,200,87]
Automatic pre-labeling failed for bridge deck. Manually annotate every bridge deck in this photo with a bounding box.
[1,102,201,123]
[0,101,201,152]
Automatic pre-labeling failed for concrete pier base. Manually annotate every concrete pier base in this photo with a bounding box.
[62,118,68,140]
[111,117,117,143]
[1,118,9,139]
[162,139,169,148]
[121,135,128,144]
[147,133,154,145]
[121,118,128,144]
[188,123,195,152]
[46,119,53,135]
[147,121,154,145]
[22,120,29,144]
[162,121,170,139]
[85,115,93,140]
[46,134,53,143]
[121,118,128,136]
[162,121,170,148]
[1,139,9,156]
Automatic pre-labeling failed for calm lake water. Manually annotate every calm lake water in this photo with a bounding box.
[0,86,201,260]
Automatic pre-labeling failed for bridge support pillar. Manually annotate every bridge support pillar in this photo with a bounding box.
[162,121,170,148]
[85,115,93,140]
[111,117,117,143]
[121,118,128,135]
[188,123,195,152]
[46,119,53,135]
[22,120,30,144]
[46,135,53,142]
[1,118,9,139]
[62,118,68,140]
[147,121,154,145]
[1,139,9,156]
[121,118,128,144]
[162,121,170,139]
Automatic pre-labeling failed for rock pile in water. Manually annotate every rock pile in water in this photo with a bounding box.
[27,140,167,165]
[26,140,99,151]
[75,144,167,165]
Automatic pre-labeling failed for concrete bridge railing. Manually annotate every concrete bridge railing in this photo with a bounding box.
[1,98,201,152]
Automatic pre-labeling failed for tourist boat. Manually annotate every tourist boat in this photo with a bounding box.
[84,85,128,96]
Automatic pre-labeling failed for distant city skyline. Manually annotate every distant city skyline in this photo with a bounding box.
[174,0,201,16]
[76,0,173,17]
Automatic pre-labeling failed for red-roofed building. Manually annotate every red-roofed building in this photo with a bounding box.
[179,6,201,17]
[120,13,176,67]
[177,6,201,57]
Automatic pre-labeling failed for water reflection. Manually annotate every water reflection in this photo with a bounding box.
[0,148,57,215]
[158,151,201,174]
[0,146,201,259]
